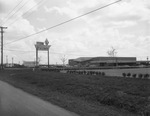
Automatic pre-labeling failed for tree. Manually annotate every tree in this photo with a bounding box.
[60,55,67,66]
[107,47,118,66]
[38,56,42,65]
[107,46,117,57]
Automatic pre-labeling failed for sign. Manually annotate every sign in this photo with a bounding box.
[45,39,49,45]
[35,44,51,51]
[36,42,44,45]
[35,39,51,67]
[35,39,51,51]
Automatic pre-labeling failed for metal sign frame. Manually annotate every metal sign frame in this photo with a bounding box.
[35,39,51,67]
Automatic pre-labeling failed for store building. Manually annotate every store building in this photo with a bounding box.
[69,57,136,67]
[23,61,37,67]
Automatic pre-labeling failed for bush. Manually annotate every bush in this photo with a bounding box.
[127,73,131,77]
[83,70,86,74]
[86,71,90,75]
[98,72,101,75]
[102,72,105,76]
[122,73,126,77]
[132,74,137,78]
[95,72,99,75]
[92,71,94,75]
[67,70,70,73]
[143,74,149,79]
[93,71,96,75]
[138,74,143,79]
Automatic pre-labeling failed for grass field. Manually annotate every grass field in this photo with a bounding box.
[0,69,150,116]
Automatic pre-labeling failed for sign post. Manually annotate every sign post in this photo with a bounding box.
[48,48,49,67]
[36,47,38,67]
[35,39,51,68]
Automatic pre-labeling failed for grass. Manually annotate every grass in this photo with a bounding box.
[0,68,149,116]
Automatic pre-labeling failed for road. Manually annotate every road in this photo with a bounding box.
[0,81,79,116]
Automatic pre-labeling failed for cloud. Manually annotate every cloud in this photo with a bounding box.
[36,17,46,22]
[106,0,150,21]
[44,5,78,18]
[0,0,37,19]
[1,0,150,64]
[0,0,38,38]
[43,0,102,18]
[0,0,38,63]
[41,0,150,63]
[108,20,137,28]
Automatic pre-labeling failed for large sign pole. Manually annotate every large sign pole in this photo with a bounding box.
[36,48,38,67]
[48,48,49,68]
[35,39,51,68]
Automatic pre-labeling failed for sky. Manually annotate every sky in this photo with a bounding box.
[0,0,150,65]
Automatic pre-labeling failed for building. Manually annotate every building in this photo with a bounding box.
[5,63,14,67]
[23,61,37,67]
[136,60,150,66]
[69,57,137,67]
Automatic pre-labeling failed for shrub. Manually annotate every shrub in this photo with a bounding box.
[83,70,86,74]
[102,72,105,76]
[98,72,101,75]
[87,71,90,75]
[143,74,149,79]
[67,70,69,73]
[89,71,92,75]
[93,71,96,75]
[138,74,143,79]
[122,73,126,77]
[90,71,94,75]
[96,72,99,75]
[132,74,137,78]
[127,73,131,77]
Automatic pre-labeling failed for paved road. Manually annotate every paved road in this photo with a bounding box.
[0,81,79,116]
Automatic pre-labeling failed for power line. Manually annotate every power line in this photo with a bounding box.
[8,0,45,27]
[4,0,122,46]
[3,48,91,56]
[0,0,24,26]
[4,48,34,52]
[1,0,30,26]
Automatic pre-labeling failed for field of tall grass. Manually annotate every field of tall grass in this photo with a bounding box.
[0,68,150,116]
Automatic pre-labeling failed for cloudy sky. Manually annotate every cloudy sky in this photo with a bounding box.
[0,0,150,64]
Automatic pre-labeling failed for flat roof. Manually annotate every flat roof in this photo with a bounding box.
[70,56,136,62]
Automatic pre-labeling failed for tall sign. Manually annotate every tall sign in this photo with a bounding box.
[35,39,51,67]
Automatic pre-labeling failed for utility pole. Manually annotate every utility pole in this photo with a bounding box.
[147,56,149,66]
[48,48,49,68]
[12,57,14,67]
[6,55,8,64]
[0,26,7,70]
[6,55,8,67]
